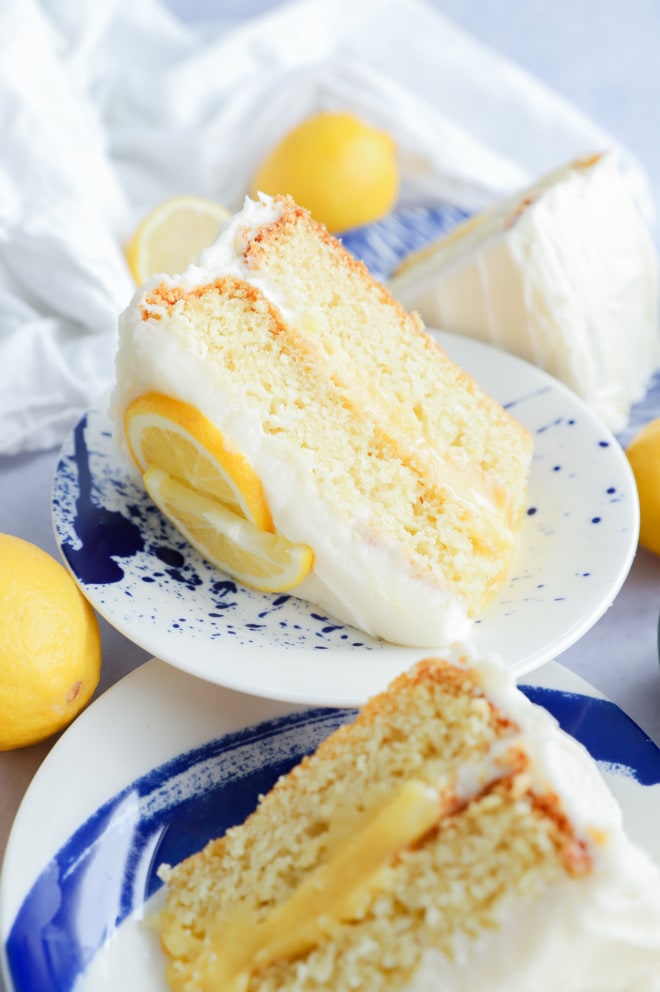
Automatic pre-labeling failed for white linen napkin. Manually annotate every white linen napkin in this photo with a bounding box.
[0,0,650,455]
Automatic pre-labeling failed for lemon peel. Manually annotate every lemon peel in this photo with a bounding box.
[125,393,313,591]
[125,392,273,531]
[144,468,313,592]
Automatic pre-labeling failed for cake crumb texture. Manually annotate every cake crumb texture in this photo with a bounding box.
[155,657,588,992]
[135,195,533,619]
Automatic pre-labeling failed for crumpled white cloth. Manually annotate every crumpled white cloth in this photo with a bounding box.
[0,0,651,455]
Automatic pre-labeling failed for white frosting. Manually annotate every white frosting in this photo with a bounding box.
[444,649,620,831]
[389,151,660,433]
[111,194,471,647]
[409,862,660,992]
[406,649,660,991]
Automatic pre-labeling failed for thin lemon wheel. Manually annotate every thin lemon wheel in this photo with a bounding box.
[126,195,231,284]
[144,467,313,592]
[125,392,272,530]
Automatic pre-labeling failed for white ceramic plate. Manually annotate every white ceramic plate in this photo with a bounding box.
[2,658,659,992]
[51,330,639,706]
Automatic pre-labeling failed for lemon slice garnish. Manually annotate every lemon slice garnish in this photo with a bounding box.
[125,392,272,530]
[125,195,231,284]
[125,392,313,591]
[144,468,313,592]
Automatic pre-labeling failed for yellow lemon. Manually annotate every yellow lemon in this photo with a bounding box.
[124,393,313,591]
[250,111,399,233]
[144,468,313,592]
[0,535,101,750]
[626,418,660,555]
[125,195,231,285]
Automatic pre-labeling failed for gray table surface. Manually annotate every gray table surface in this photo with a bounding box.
[2,2,660,989]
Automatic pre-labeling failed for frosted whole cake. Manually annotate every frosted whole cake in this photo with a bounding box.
[112,194,532,647]
[154,650,660,991]
[389,150,660,433]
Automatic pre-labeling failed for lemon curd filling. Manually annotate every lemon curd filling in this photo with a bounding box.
[195,781,441,990]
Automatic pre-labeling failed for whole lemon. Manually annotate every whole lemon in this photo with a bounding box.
[0,534,102,750]
[250,111,399,233]
[626,418,660,556]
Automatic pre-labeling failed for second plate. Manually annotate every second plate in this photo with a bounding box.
[2,658,659,992]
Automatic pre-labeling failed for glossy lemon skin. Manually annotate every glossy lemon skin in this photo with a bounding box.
[626,418,660,556]
[0,534,101,750]
[250,111,398,233]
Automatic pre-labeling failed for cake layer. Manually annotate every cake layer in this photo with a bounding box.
[389,151,660,433]
[239,200,531,532]
[155,653,660,992]
[113,195,532,646]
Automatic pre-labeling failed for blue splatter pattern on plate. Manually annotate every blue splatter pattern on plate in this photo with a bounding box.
[53,411,372,652]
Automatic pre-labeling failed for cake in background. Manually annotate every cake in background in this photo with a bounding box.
[154,650,660,992]
[112,194,532,648]
[389,151,660,433]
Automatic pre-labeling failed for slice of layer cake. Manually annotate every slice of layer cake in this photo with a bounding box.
[154,652,660,991]
[389,150,660,433]
[112,194,532,647]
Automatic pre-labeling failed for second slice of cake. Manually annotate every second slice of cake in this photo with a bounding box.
[113,194,532,647]
[389,151,660,433]
[154,652,660,991]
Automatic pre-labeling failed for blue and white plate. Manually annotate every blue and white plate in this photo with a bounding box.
[1,658,659,992]
[51,330,639,707]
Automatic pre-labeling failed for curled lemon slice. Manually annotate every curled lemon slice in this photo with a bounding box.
[125,392,272,530]
[125,392,314,591]
[144,468,313,592]
[125,195,231,285]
